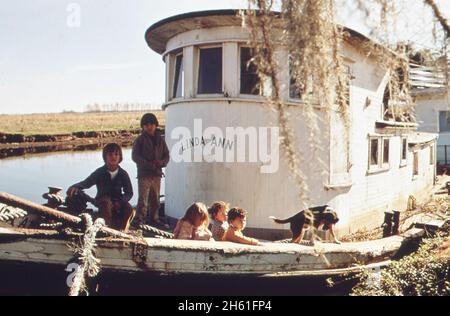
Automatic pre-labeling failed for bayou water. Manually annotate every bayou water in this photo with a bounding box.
[0,148,165,206]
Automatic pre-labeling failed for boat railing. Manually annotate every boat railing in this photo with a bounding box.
[410,60,449,90]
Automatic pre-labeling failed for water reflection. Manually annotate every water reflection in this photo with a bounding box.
[0,148,164,206]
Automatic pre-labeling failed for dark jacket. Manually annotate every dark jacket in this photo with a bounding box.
[132,130,170,178]
[72,165,133,203]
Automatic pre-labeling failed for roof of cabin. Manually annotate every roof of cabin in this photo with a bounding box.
[408,132,438,145]
[145,9,371,55]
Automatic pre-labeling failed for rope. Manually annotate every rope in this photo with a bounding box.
[68,213,104,296]
[40,222,64,229]
[0,203,27,222]
[139,224,174,239]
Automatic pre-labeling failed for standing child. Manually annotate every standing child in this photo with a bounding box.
[208,201,229,241]
[174,202,213,241]
[67,143,134,232]
[132,113,170,228]
[223,208,262,246]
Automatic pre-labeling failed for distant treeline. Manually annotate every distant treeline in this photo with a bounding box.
[84,103,161,112]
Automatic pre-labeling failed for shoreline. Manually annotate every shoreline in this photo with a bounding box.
[0,128,164,159]
[0,111,165,158]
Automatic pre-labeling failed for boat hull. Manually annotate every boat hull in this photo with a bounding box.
[0,227,424,277]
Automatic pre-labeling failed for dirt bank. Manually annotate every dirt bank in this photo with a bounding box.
[0,129,141,145]
[0,128,164,159]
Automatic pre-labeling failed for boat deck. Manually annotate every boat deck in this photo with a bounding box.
[0,226,425,277]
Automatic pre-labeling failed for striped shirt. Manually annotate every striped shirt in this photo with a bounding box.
[210,220,229,241]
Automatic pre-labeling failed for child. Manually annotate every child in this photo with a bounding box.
[174,202,213,241]
[67,143,134,232]
[223,208,262,246]
[132,113,170,228]
[208,201,229,241]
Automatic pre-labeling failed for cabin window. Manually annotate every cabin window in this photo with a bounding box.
[383,138,390,165]
[289,59,302,100]
[400,137,407,167]
[288,58,317,101]
[370,138,379,166]
[198,47,223,94]
[439,111,450,132]
[343,65,351,107]
[382,86,390,121]
[430,144,435,165]
[413,152,419,177]
[173,53,184,99]
[368,135,391,173]
[240,47,261,95]
[329,110,351,187]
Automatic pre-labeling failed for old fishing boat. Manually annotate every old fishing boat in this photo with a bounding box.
[0,191,433,280]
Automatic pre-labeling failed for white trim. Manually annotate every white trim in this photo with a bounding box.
[163,39,248,58]
[161,97,333,110]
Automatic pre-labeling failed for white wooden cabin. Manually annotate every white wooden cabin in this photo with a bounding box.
[412,60,450,165]
[145,10,437,239]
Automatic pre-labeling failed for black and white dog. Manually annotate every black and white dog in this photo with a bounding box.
[270,205,341,244]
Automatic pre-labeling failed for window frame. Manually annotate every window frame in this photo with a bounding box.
[196,45,224,96]
[368,135,392,174]
[413,151,419,178]
[400,136,408,167]
[342,64,352,108]
[171,51,184,100]
[369,137,380,169]
[288,57,303,101]
[438,111,450,133]
[382,137,390,168]
[430,144,435,165]
[239,46,262,97]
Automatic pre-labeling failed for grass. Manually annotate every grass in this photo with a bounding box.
[0,111,165,135]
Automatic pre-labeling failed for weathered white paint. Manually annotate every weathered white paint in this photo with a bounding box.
[415,88,450,146]
[146,11,438,239]
[0,227,425,276]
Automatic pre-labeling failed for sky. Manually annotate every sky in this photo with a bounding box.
[0,0,447,114]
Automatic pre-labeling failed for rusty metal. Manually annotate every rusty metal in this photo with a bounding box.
[42,187,64,209]
[382,211,394,238]
[132,242,148,263]
[0,192,134,240]
[392,211,401,235]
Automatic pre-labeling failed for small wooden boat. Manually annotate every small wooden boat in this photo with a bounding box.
[0,225,425,278]
[0,192,428,279]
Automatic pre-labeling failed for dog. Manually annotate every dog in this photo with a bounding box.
[269,205,341,244]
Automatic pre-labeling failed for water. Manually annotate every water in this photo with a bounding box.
[0,149,355,296]
[0,148,165,206]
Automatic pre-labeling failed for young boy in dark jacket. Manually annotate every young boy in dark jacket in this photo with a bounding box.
[67,143,134,232]
[132,113,170,227]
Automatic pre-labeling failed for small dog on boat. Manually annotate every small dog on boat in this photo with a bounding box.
[269,205,341,244]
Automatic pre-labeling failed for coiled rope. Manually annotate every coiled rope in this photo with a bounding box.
[68,213,105,296]
[0,203,27,222]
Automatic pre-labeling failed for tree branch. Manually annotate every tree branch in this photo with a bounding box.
[424,0,450,38]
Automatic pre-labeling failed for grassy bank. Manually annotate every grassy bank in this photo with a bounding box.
[0,111,165,135]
